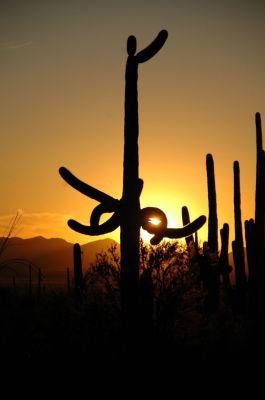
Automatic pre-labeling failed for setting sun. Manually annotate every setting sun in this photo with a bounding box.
[148,217,161,226]
[141,212,178,243]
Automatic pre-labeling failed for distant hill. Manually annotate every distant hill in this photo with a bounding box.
[0,236,118,287]
[0,236,247,289]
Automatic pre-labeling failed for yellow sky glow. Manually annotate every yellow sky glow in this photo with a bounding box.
[0,1,264,250]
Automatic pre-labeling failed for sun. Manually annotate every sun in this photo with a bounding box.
[148,217,161,226]
[141,213,177,243]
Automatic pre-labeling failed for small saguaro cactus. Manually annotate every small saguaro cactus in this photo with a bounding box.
[73,243,83,306]
[219,223,232,298]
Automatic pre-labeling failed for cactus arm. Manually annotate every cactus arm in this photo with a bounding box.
[59,167,119,207]
[141,207,206,245]
[136,30,168,63]
[182,206,194,245]
[90,203,119,226]
[68,212,120,235]
[164,216,206,239]
[141,207,168,232]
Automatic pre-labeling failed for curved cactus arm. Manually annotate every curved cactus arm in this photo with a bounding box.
[59,167,119,207]
[90,203,119,226]
[164,216,206,239]
[135,30,168,63]
[141,207,168,233]
[141,207,206,245]
[150,233,166,246]
[68,212,120,236]
[182,206,194,245]
[140,207,168,245]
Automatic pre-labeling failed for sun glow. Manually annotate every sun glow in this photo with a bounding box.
[141,213,177,244]
[148,217,161,226]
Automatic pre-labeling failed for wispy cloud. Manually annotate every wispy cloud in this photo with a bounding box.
[0,212,70,239]
[0,40,33,50]
[0,211,116,244]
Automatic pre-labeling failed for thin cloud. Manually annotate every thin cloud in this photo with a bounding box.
[0,212,70,239]
[0,40,33,49]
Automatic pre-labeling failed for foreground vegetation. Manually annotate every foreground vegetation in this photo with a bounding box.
[0,240,262,370]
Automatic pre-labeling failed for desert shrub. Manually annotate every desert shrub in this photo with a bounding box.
[83,240,203,326]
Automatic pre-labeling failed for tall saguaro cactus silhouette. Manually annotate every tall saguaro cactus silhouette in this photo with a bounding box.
[206,153,218,253]
[254,113,265,315]
[232,161,246,310]
[59,31,206,325]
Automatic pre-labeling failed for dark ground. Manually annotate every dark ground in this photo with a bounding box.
[1,286,263,383]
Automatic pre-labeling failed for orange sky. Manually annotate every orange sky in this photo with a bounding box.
[0,0,264,246]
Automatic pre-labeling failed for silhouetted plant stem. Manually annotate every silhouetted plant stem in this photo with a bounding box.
[67,267,71,294]
[73,243,83,306]
[37,267,41,303]
[28,264,32,298]
[232,161,246,311]
[245,219,255,281]
[120,31,168,330]
[219,223,232,298]
[206,154,218,253]
[245,218,255,313]
[182,206,194,246]
[204,154,219,311]
[254,113,265,316]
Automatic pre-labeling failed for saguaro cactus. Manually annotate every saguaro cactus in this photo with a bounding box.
[73,243,83,306]
[232,161,246,310]
[219,223,232,298]
[59,31,206,327]
[254,113,265,314]
[245,218,255,312]
[243,114,265,316]
[206,154,218,253]
[120,31,168,324]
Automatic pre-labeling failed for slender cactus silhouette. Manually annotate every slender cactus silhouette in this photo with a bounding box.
[232,160,246,310]
[73,243,83,306]
[181,206,194,246]
[251,113,265,316]
[218,223,232,298]
[206,154,218,253]
[59,31,206,325]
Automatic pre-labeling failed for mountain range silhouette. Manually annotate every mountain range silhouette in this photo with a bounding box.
[0,236,117,287]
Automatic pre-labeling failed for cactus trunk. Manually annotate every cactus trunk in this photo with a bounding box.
[232,161,246,310]
[245,219,255,313]
[219,223,232,296]
[73,243,83,306]
[120,51,141,326]
[120,32,168,328]
[254,113,265,315]
[37,267,41,303]
[28,264,32,297]
[206,154,218,253]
